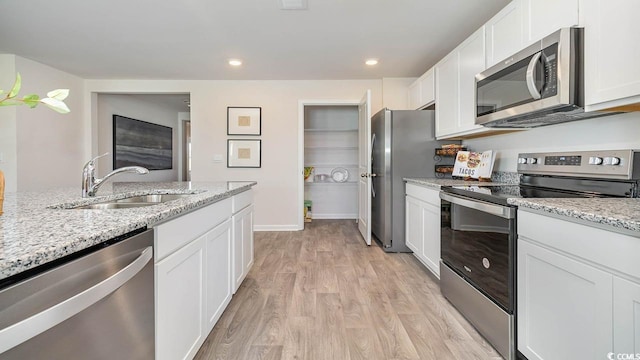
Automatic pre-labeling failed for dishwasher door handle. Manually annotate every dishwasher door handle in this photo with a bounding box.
[0,246,153,354]
[440,192,515,219]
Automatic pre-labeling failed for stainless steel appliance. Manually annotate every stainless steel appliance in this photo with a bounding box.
[439,149,640,360]
[0,228,154,359]
[475,27,617,128]
[370,108,457,252]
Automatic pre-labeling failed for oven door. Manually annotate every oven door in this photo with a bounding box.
[440,192,516,312]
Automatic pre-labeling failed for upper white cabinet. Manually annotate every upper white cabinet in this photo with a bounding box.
[408,68,435,110]
[517,210,640,359]
[486,0,579,68]
[485,1,524,68]
[436,27,490,139]
[522,0,579,47]
[582,0,640,111]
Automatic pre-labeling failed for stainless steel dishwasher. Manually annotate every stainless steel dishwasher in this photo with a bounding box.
[0,228,154,359]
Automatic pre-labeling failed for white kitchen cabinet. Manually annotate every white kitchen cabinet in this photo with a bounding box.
[405,183,441,278]
[436,27,493,139]
[521,0,578,47]
[517,239,613,360]
[156,233,206,360]
[614,277,640,354]
[154,192,254,360]
[205,219,232,333]
[485,0,524,68]
[304,106,359,219]
[517,210,640,360]
[408,68,435,110]
[232,201,254,294]
[582,0,640,111]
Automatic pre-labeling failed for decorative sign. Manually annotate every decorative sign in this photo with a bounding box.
[452,150,495,179]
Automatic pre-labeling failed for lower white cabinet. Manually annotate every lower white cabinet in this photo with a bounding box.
[156,231,206,360]
[405,183,441,278]
[232,204,254,293]
[517,210,640,359]
[518,239,613,360]
[154,190,254,360]
[613,277,640,354]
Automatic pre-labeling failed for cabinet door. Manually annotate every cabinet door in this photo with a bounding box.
[435,51,459,138]
[420,201,441,279]
[485,0,524,67]
[614,277,640,354]
[232,204,254,293]
[408,79,421,110]
[518,239,613,360]
[583,0,640,110]
[156,236,205,360]
[457,26,486,133]
[522,0,578,46]
[205,219,232,334]
[405,195,423,256]
[419,68,435,107]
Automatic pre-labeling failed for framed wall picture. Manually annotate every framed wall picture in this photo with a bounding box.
[228,139,261,168]
[227,107,261,135]
[113,115,173,170]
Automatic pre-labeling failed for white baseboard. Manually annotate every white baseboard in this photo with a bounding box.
[254,224,301,232]
[311,213,358,220]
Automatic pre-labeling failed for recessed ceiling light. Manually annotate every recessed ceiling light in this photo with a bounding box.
[365,59,379,66]
[228,59,242,66]
[279,0,308,10]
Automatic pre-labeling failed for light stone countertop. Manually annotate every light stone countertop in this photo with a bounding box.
[403,178,512,190]
[508,198,640,236]
[0,181,256,281]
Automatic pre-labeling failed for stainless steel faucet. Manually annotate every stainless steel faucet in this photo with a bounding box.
[82,153,149,197]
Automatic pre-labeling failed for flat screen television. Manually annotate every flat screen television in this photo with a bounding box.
[113,115,173,170]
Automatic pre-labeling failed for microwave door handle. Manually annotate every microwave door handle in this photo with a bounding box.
[526,51,543,100]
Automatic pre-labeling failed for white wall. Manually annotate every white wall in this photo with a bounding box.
[0,55,18,192]
[85,79,383,230]
[463,112,640,172]
[0,56,84,192]
[97,94,182,182]
[382,77,416,110]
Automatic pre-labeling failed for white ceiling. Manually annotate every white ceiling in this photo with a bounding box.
[0,0,510,80]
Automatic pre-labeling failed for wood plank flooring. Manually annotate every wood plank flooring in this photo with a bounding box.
[194,220,502,360]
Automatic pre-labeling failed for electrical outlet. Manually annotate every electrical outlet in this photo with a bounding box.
[213,154,223,163]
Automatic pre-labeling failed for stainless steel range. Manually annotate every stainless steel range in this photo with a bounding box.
[439,149,640,360]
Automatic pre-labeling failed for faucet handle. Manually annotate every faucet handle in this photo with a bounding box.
[84,152,109,169]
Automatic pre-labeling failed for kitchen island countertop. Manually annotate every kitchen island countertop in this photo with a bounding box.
[0,181,256,281]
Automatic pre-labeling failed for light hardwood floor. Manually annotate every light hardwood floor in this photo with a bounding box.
[194,220,503,360]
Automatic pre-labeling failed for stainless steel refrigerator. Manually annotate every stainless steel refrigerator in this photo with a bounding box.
[370,108,458,252]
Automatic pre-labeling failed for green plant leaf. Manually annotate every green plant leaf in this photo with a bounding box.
[0,101,20,106]
[8,73,21,98]
[47,89,69,101]
[22,94,40,108]
[40,97,70,113]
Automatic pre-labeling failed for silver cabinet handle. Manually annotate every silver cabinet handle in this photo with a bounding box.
[526,51,543,100]
[0,246,153,353]
[440,192,515,219]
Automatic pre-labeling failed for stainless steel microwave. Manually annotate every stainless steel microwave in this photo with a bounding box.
[475,28,591,128]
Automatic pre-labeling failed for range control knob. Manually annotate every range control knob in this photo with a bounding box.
[518,157,528,164]
[589,156,603,165]
[527,158,538,164]
[603,157,622,165]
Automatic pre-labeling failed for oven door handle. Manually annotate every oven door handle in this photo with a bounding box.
[440,192,515,219]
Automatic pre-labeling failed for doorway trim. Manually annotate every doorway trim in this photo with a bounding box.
[297,99,361,230]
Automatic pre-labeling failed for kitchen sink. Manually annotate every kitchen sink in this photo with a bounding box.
[70,193,195,209]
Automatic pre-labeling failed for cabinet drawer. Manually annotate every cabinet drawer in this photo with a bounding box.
[155,198,232,261]
[406,183,440,205]
[232,189,253,214]
[518,210,640,281]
